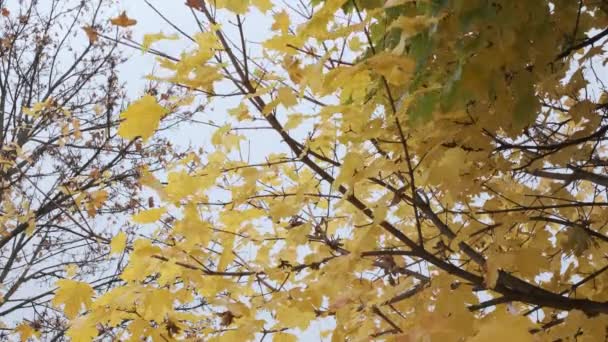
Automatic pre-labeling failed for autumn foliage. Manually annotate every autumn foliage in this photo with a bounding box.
[0,0,166,340]
[7,0,608,341]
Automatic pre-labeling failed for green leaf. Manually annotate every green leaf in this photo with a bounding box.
[440,61,465,111]
[408,31,433,73]
[512,72,540,128]
[409,89,440,123]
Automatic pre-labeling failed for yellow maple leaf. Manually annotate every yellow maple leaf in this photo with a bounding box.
[141,288,174,320]
[52,279,94,319]
[218,234,235,272]
[22,99,53,117]
[141,32,179,52]
[277,87,298,107]
[364,52,415,86]
[349,36,363,51]
[131,207,166,224]
[388,15,438,39]
[228,102,252,121]
[110,11,137,27]
[86,190,107,216]
[66,316,98,342]
[471,310,534,341]
[217,0,249,14]
[117,95,167,141]
[252,0,272,12]
[269,201,299,220]
[273,332,298,342]
[275,304,315,330]
[165,171,200,201]
[284,113,305,130]
[110,231,127,255]
[14,323,40,342]
[271,10,290,33]
[157,261,183,286]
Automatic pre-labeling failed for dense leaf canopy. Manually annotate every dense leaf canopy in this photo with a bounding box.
[10,0,608,340]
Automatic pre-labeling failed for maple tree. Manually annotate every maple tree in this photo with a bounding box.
[30,0,608,340]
